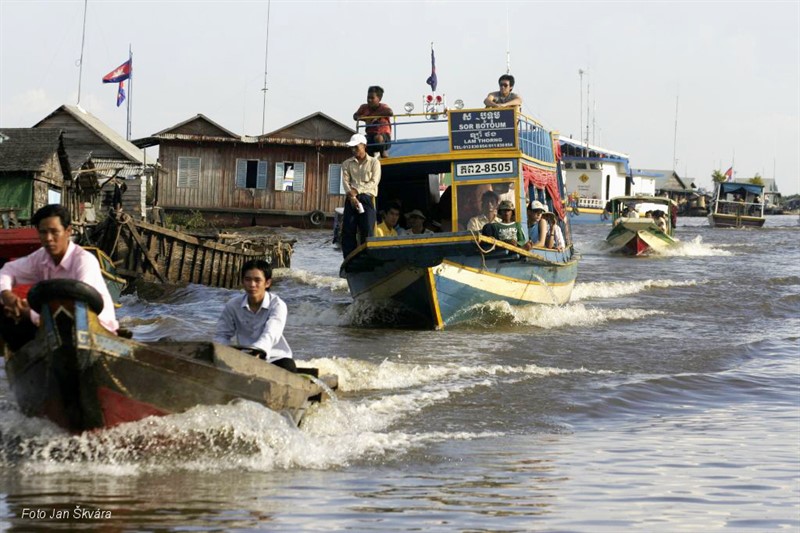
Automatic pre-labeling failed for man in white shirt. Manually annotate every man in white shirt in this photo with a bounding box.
[341,133,381,258]
[0,204,118,351]
[213,259,295,372]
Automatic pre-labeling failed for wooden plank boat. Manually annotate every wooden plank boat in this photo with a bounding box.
[341,107,579,329]
[2,279,337,433]
[605,196,678,256]
[708,181,766,228]
[90,213,294,290]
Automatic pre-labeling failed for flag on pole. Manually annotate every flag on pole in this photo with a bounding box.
[102,59,132,84]
[724,167,733,181]
[116,81,126,107]
[426,45,437,92]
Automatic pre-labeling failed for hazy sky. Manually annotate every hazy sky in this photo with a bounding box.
[1,0,798,194]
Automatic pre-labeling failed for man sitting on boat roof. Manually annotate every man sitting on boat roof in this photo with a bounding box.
[213,259,296,372]
[484,74,523,108]
[353,85,393,159]
[0,204,119,351]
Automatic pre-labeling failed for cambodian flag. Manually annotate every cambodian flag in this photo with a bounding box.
[103,59,132,84]
[116,81,126,107]
[426,47,437,92]
[724,166,733,181]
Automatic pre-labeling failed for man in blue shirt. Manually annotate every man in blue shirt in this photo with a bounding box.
[213,259,296,372]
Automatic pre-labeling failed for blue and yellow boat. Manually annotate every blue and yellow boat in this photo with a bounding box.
[340,106,579,329]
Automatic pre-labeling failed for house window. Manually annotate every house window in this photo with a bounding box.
[274,162,305,192]
[236,159,268,189]
[328,164,345,195]
[177,157,201,188]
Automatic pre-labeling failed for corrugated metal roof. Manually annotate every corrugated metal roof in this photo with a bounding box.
[35,104,146,164]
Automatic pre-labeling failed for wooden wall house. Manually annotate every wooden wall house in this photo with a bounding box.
[0,128,69,224]
[34,104,152,220]
[136,112,355,227]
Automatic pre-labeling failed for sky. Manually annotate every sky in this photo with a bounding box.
[1,0,798,195]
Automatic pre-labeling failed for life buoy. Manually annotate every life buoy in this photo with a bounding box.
[309,210,325,226]
[27,279,104,315]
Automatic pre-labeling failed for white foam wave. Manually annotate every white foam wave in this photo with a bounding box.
[274,268,348,292]
[0,357,606,474]
[571,279,700,302]
[657,236,733,257]
[461,300,663,329]
[290,301,350,326]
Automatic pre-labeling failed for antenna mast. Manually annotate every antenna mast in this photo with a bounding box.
[672,89,679,171]
[505,9,511,74]
[260,0,272,134]
[76,0,88,104]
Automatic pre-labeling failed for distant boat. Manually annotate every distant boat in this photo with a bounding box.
[605,196,678,255]
[707,182,766,228]
[341,106,578,329]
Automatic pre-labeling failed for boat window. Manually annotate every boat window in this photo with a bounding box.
[575,163,587,170]
[455,181,516,231]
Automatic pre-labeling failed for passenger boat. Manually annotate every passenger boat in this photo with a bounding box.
[708,181,766,228]
[605,196,678,255]
[340,105,579,329]
[2,279,337,433]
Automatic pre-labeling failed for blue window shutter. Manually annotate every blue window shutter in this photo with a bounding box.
[293,162,305,192]
[235,159,247,189]
[274,162,285,191]
[328,164,344,194]
[257,161,268,190]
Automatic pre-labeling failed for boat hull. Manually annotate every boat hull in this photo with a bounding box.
[707,213,766,228]
[4,286,336,432]
[605,219,677,256]
[341,233,578,329]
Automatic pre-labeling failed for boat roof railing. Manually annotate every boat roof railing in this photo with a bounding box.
[356,107,556,164]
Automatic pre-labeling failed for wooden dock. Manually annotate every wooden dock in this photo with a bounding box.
[91,214,293,290]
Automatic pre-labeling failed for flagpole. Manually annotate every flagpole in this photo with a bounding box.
[126,46,133,140]
[261,0,271,135]
[76,0,88,104]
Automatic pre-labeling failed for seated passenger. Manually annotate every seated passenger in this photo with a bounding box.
[624,205,639,218]
[481,200,529,248]
[375,202,401,237]
[526,200,548,247]
[213,259,296,372]
[405,209,433,235]
[467,190,500,231]
[542,212,565,251]
[652,210,668,233]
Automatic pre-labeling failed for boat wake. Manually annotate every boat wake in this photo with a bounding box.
[571,278,702,301]
[275,268,348,292]
[0,358,604,474]
[448,300,662,329]
[657,236,732,257]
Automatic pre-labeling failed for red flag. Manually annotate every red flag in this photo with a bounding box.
[102,59,132,84]
[724,167,733,181]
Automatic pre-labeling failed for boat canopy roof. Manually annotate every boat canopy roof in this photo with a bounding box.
[610,195,676,206]
[388,136,450,158]
[719,182,763,195]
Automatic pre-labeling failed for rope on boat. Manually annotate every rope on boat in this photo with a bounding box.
[470,230,496,270]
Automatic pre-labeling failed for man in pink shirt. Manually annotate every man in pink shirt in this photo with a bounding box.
[0,204,118,350]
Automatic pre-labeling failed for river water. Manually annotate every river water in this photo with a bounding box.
[1,216,798,532]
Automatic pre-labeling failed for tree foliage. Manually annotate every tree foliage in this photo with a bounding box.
[711,169,726,183]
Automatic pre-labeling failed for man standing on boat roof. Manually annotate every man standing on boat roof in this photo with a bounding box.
[340,133,381,259]
[353,85,393,158]
[0,204,119,351]
[213,259,296,372]
[484,74,523,108]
